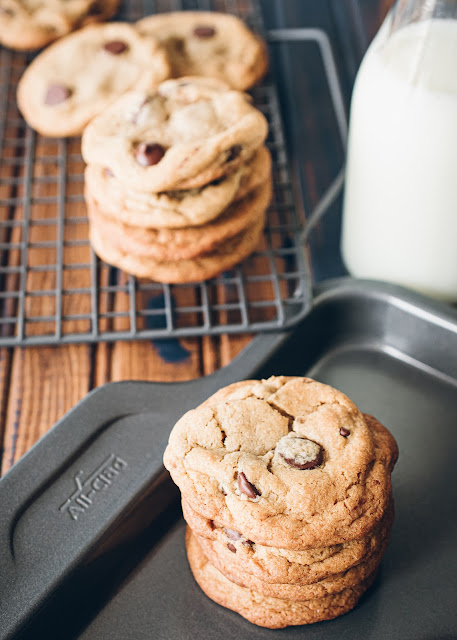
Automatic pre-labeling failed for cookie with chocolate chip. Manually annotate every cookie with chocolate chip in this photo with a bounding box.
[84,145,271,229]
[186,528,378,629]
[86,177,271,261]
[163,376,398,550]
[89,209,265,283]
[195,526,389,600]
[136,11,268,90]
[0,0,120,51]
[182,498,394,586]
[81,77,268,192]
[17,23,170,137]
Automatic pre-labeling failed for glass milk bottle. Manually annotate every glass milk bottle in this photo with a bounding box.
[341,0,457,301]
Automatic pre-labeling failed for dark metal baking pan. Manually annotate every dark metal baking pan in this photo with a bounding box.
[1,278,457,640]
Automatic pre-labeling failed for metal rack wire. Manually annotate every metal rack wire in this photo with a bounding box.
[0,0,347,346]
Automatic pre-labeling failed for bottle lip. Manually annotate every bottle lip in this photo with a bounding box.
[389,0,457,38]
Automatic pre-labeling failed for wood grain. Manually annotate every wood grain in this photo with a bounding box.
[1,135,94,471]
[109,271,204,382]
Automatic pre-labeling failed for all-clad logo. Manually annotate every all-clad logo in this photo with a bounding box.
[59,454,128,521]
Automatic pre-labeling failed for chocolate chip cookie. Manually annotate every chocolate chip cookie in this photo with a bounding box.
[136,11,268,90]
[195,528,389,600]
[89,211,265,283]
[17,22,170,137]
[81,77,269,192]
[84,146,271,229]
[186,528,378,629]
[86,178,271,262]
[0,0,119,50]
[164,376,398,550]
[182,498,394,586]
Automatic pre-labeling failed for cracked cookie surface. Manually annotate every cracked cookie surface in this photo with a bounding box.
[81,77,268,192]
[164,376,398,549]
[136,11,268,90]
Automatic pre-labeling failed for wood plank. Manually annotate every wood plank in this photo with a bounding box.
[201,335,221,377]
[0,348,11,474]
[1,133,94,471]
[109,273,203,382]
[219,333,253,368]
[0,49,26,473]
[110,337,202,382]
[93,341,112,388]
[2,345,91,470]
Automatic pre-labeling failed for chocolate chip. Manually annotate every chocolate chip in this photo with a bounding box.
[225,144,242,163]
[282,450,323,470]
[220,486,227,496]
[0,7,14,16]
[277,436,324,470]
[339,427,351,437]
[210,176,225,187]
[238,472,260,498]
[209,520,215,530]
[193,25,216,38]
[104,40,128,55]
[224,527,243,541]
[44,84,72,106]
[135,142,166,167]
[227,542,236,553]
[242,540,254,547]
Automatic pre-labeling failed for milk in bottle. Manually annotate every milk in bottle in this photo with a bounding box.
[341,11,457,301]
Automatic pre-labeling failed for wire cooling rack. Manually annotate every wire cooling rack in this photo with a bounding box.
[0,0,347,346]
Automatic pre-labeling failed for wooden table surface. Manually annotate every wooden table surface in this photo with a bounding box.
[0,1,391,477]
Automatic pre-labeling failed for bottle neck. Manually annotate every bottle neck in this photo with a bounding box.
[390,0,457,34]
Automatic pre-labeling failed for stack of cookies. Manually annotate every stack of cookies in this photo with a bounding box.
[81,77,271,283]
[164,376,399,628]
[14,10,270,282]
